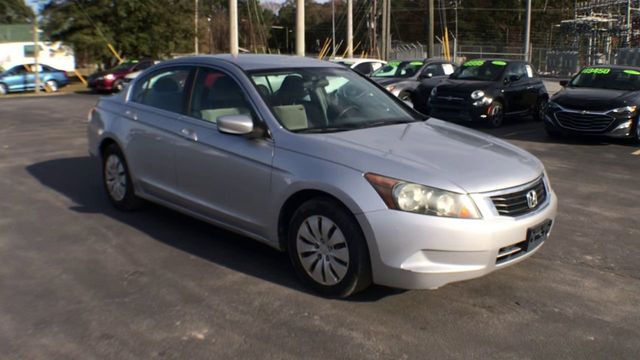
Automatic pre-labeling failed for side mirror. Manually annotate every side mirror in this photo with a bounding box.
[217,114,254,136]
[419,72,433,79]
[559,80,569,87]
[509,74,521,83]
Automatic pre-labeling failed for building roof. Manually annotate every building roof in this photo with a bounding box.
[0,24,47,43]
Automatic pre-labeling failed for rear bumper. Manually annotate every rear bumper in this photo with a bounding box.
[356,188,558,290]
[88,78,115,91]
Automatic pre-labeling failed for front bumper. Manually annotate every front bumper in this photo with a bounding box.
[545,109,637,138]
[429,101,491,122]
[356,186,558,290]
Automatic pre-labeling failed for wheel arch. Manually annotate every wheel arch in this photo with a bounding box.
[277,189,362,251]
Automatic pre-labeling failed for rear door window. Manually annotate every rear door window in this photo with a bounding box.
[131,67,191,114]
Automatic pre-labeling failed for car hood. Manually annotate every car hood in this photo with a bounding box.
[552,87,637,111]
[283,119,543,194]
[436,79,496,93]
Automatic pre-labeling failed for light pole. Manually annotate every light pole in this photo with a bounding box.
[194,0,199,54]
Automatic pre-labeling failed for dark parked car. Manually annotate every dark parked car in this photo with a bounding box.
[371,59,456,102]
[88,59,155,93]
[0,64,69,95]
[415,59,548,128]
[544,65,640,143]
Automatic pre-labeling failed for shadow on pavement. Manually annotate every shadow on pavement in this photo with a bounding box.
[26,156,403,301]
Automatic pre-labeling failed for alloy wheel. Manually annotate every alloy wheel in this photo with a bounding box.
[45,80,58,92]
[295,215,350,286]
[489,102,504,127]
[105,154,127,202]
[0,84,6,95]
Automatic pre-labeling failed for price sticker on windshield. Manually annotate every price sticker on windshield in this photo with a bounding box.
[581,68,611,75]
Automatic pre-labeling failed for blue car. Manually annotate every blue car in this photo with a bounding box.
[0,64,69,95]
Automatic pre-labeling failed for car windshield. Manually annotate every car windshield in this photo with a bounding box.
[371,60,424,78]
[250,67,422,133]
[450,60,508,81]
[569,67,640,91]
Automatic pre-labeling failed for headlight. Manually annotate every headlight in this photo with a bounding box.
[365,173,481,219]
[104,74,115,80]
[609,105,637,116]
[471,90,485,100]
[385,85,396,92]
[473,97,493,106]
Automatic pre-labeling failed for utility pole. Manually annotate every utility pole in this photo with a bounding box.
[296,0,305,56]
[524,0,532,62]
[195,0,199,54]
[347,0,353,57]
[370,0,377,57]
[628,0,632,47]
[428,0,434,58]
[332,0,336,57]
[381,0,387,60]
[33,11,40,93]
[230,0,238,56]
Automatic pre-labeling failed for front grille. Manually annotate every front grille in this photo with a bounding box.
[491,178,547,217]
[555,111,614,132]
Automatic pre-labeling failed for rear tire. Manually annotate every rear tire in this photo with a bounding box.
[287,197,372,298]
[45,80,59,92]
[102,144,142,211]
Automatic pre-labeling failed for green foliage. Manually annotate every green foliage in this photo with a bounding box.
[0,0,35,24]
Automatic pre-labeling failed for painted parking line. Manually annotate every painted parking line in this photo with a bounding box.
[632,149,640,156]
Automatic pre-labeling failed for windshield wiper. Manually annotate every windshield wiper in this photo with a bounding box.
[294,126,357,133]
[355,119,419,128]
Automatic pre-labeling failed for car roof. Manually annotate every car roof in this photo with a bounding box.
[166,54,344,71]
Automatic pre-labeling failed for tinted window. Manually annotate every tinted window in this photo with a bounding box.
[451,60,508,81]
[372,61,424,78]
[190,68,252,123]
[505,63,527,81]
[131,67,191,114]
[353,62,373,75]
[569,67,640,91]
[422,64,444,76]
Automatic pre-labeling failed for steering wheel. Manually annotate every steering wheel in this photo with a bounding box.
[336,105,359,120]
[338,83,367,100]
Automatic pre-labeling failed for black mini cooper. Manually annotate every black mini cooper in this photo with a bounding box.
[413,59,548,128]
[544,65,640,143]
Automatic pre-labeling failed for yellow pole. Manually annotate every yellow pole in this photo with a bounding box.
[74,69,88,85]
[107,43,124,64]
[443,27,451,61]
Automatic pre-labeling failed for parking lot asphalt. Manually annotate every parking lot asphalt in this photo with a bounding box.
[1,93,639,359]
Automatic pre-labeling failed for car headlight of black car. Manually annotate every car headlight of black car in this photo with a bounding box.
[609,105,637,117]
[430,87,437,97]
[470,90,485,100]
[547,101,560,110]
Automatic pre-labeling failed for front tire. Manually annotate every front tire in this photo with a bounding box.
[533,98,547,122]
[632,117,640,145]
[113,80,124,93]
[287,197,372,298]
[487,101,505,128]
[0,83,7,95]
[102,144,142,211]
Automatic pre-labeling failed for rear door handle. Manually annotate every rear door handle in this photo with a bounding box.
[124,110,138,121]
[180,128,198,141]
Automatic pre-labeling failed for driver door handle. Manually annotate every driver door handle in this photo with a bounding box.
[180,128,198,142]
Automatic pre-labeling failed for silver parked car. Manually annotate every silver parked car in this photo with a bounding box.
[88,55,558,297]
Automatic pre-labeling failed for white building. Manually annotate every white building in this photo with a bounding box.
[0,24,75,72]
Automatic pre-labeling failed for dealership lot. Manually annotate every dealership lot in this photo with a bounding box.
[1,93,639,359]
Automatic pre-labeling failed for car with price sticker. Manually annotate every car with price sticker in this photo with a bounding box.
[88,54,557,297]
[544,65,640,143]
[371,59,456,103]
[414,59,548,128]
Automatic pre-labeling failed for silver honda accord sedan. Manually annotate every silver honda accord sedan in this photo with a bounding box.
[88,55,557,297]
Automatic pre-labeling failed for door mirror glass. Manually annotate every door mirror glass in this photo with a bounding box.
[508,74,521,83]
[559,80,569,87]
[218,114,254,135]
